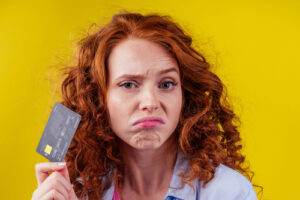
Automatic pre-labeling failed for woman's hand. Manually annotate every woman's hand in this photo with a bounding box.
[31,161,78,200]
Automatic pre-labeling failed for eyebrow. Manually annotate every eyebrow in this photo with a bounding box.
[114,67,179,81]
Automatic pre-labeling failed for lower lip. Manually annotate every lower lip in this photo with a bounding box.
[135,121,163,128]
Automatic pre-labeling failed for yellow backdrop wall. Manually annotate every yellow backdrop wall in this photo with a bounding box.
[0,0,299,199]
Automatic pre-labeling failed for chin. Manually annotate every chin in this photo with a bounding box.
[133,140,161,150]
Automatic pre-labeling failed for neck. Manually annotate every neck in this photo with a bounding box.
[118,136,178,196]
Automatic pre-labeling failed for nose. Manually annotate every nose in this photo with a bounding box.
[139,85,159,112]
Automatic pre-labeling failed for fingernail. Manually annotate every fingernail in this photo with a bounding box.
[57,162,66,166]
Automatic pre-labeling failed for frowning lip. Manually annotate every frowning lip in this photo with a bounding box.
[133,116,164,126]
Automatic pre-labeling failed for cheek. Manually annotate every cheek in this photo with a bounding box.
[173,89,183,113]
[107,94,118,121]
[171,102,182,123]
[167,91,183,127]
[107,93,129,130]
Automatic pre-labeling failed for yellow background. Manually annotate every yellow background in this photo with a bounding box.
[0,0,299,199]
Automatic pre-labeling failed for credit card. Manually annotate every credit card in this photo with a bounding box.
[36,102,81,162]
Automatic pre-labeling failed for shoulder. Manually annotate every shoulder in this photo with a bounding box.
[199,164,257,200]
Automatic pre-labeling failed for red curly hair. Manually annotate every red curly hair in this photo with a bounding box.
[60,12,262,199]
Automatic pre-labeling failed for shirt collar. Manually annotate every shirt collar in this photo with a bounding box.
[164,149,198,199]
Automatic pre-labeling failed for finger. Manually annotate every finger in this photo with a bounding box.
[57,160,70,182]
[31,189,39,200]
[44,171,72,193]
[36,177,69,200]
[69,188,78,200]
[35,162,67,186]
[40,189,65,200]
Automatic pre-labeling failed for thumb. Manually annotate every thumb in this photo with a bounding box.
[56,160,71,182]
[60,160,79,200]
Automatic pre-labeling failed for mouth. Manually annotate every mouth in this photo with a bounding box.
[135,121,163,128]
[133,116,164,128]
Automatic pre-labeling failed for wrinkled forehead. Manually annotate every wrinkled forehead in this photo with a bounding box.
[107,38,179,82]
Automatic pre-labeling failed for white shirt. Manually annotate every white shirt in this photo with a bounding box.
[102,150,257,200]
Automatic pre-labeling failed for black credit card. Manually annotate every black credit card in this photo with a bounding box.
[36,102,81,162]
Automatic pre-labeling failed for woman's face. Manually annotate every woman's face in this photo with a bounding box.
[106,38,182,150]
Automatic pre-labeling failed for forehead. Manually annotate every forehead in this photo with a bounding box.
[107,38,179,80]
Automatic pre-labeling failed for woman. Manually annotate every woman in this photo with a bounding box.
[32,12,259,200]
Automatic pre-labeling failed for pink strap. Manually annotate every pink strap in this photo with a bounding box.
[112,187,120,200]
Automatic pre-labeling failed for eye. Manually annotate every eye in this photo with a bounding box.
[119,81,137,89]
[159,81,177,89]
